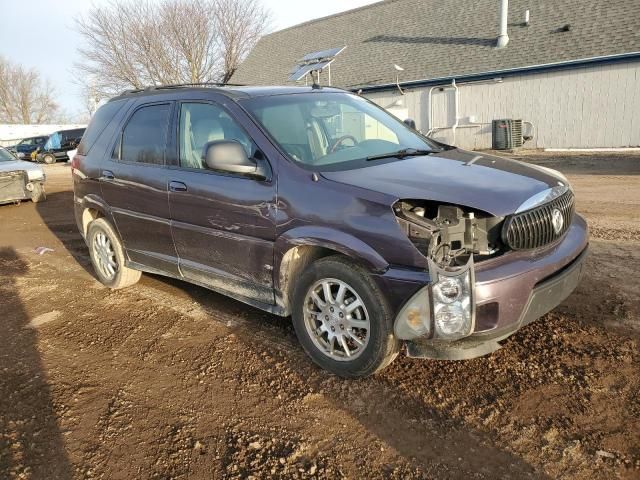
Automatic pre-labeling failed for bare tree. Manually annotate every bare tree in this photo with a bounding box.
[76,0,271,97]
[0,57,59,124]
[214,0,272,83]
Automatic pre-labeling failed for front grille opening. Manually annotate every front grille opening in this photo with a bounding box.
[502,190,575,250]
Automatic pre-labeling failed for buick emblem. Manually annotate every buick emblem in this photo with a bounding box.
[551,208,564,234]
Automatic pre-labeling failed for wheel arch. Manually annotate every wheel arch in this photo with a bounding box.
[274,227,389,315]
[77,195,115,238]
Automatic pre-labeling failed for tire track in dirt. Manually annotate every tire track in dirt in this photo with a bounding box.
[1,160,639,479]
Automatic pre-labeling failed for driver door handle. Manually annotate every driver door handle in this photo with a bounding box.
[101,170,115,180]
[169,180,188,192]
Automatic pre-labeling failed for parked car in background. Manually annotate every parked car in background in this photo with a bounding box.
[36,128,85,164]
[72,85,588,378]
[7,136,49,160]
[0,146,46,204]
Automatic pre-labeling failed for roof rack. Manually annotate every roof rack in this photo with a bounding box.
[119,82,246,96]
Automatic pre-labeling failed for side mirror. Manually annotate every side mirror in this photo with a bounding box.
[403,118,417,129]
[203,140,267,179]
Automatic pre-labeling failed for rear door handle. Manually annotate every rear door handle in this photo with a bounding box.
[101,170,115,180]
[169,180,188,192]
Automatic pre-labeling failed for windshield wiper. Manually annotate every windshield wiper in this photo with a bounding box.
[366,148,434,161]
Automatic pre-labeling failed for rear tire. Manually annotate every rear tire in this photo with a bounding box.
[31,183,46,203]
[42,154,56,164]
[291,255,400,378]
[87,218,141,289]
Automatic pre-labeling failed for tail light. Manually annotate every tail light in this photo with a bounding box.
[71,154,81,174]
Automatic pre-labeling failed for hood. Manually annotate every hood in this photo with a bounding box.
[321,149,567,217]
[0,159,45,181]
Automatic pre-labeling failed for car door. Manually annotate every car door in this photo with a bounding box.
[168,100,276,304]
[99,101,179,275]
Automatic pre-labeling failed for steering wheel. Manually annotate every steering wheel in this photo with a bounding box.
[329,135,359,153]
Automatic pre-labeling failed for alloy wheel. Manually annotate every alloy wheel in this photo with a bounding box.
[93,231,117,280]
[303,278,370,361]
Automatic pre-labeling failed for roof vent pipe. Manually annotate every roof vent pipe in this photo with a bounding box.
[497,0,509,48]
[524,9,530,26]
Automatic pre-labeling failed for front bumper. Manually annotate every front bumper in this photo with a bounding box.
[406,245,587,359]
[0,171,43,204]
[373,214,589,360]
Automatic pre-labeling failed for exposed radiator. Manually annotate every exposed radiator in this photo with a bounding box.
[0,170,28,204]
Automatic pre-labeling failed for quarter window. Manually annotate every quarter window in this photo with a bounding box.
[178,102,255,170]
[121,104,170,165]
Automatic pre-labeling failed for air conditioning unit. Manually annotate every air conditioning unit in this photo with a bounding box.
[492,119,523,150]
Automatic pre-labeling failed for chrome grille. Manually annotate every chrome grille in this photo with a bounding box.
[503,190,575,250]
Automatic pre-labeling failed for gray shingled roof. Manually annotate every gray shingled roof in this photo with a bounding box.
[231,0,640,89]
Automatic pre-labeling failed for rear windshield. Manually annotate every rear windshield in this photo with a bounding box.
[77,100,125,155]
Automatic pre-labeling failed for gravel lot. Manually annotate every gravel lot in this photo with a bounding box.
[1,153,638,479]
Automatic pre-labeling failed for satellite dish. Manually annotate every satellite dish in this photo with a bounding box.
[394,64,404,71]
[289,46,346,86]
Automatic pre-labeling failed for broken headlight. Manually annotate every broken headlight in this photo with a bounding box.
[430,257,475,339]
[393,200,503,267]
[394,256,475,341]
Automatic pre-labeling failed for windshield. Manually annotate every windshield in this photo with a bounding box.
[240,92,439,170]
[0,147,17,162]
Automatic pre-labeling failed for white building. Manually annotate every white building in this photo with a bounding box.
[232,0,640,150]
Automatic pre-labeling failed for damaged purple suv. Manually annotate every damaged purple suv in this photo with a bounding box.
[73,85,588,378]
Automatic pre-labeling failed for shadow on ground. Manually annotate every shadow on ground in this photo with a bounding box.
[0,247,73,479]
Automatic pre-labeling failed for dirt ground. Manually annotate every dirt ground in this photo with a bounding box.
[1,153,638,480]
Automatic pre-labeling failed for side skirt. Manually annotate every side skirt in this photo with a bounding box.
[125,259,288,317]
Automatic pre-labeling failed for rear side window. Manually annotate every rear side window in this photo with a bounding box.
[120,104,170,165]
[77,101,125,155]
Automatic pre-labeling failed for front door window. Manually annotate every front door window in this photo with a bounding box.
[178,102,256,170]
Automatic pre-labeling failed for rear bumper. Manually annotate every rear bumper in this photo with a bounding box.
[372,214,589,359]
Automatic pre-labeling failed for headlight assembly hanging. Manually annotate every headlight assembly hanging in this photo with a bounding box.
[394,256,476,341]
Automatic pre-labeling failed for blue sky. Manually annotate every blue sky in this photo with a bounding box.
[0,0,377,119]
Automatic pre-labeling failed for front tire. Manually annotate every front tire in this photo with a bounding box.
[87,218,141,289]
[292,256,400,378]
[42,154,56,164]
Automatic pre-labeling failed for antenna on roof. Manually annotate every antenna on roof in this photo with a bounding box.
[288,46,346,88]
[394,64,405,95]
